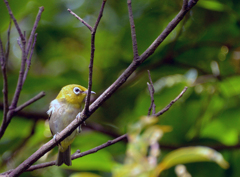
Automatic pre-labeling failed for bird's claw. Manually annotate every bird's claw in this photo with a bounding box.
[76,112,85,133]
[77,125,82,133]
[53,132,61,146]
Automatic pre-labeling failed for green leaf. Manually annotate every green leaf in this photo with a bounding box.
[197,0,226,11]
[157,146,229,174]
[70,172,102,177]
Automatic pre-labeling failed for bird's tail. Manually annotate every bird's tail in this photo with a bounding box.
[56,145,72,166]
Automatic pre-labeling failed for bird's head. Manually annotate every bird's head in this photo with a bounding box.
[56,84,94,105]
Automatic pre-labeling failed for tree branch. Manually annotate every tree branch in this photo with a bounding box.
[14,92,46,113]
[23,33,38,83]
[9,36,26,110]
[5,20,12,60]
[0,36,9,139]
[182,0,189,10]
[67,9,93,32]
[26,7,44,57]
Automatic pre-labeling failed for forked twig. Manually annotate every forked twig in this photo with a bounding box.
[3,0,25,42]
[23,33,38,83]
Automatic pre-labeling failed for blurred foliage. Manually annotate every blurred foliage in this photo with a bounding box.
[112,116,228,177]
[0,0,240,176]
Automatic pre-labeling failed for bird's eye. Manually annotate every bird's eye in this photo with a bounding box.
[73,87,81,95]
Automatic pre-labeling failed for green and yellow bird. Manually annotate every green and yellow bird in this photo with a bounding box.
[47,84,94,166]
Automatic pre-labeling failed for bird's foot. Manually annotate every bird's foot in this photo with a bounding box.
[53,132,61,146]
[76,112,85,133]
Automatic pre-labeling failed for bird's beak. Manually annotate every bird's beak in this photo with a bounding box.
[84,90,96,94]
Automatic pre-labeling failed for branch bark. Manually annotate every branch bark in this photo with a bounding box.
[127,0,139,60]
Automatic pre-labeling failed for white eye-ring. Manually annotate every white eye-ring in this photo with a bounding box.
[73,87,81,95]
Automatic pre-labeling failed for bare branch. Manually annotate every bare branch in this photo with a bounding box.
[5,20,12,60]
[67,9,93,32]
[3,0,25,42]
[154,87,188,117]
[9,38,26,110]
[83,0,107,114]
[147,70,156,115]
[72,133,127,160]
[0,37,9,136]
[23,33,38,83]
[14,91,45,113]
[127,0,139,60]
[26,7,44,57]
[0,37,5,65]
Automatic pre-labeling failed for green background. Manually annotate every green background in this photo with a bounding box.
[1,0,240,176]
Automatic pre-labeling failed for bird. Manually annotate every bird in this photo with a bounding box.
[47,84,95,166]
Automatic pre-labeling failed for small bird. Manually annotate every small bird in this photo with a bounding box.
[47,84,94,166]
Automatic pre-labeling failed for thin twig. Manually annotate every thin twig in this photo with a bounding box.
[9,37,26,110]
[26,7,44,57]
[14,91,45,113]
[127,0,139,60]
[147,70,156,115]
[0,37,9,134]
[67,9,93,32]
[83,0,107,115]
[6,20,12,60]
[154,87,188,117]
[0,37,5,65]
[3,0,25,42]
[23,33,38,83]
